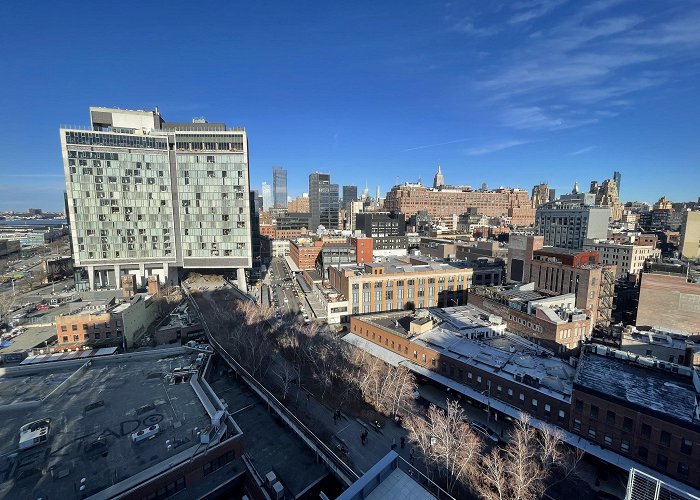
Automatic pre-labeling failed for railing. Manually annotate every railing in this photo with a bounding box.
[625,468,699,500]
[182,285,359,487]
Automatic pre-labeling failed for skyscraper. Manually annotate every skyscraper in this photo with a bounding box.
[613,171,622,196]
[531,182,553,208]
[309,172,340,230]
[261,182,272,211]
[342,185,358,209]
[433,164,444,189]
[272,166,288,208]
[61,106,252,291]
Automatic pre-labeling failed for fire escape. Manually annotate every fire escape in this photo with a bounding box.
[597,267,615,326]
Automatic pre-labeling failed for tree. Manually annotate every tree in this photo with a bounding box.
[406,400,483,494]
[472,414,582,500]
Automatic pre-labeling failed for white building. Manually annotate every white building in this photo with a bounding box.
[271,239,290,258]
[61,107,252,291]
[583,240,660,277]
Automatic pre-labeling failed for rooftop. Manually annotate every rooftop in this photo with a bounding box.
[575,345,700,425]
[357,306,574,402]
[0,349,220,499]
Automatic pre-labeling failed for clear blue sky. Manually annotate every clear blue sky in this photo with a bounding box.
[1,1,698,212]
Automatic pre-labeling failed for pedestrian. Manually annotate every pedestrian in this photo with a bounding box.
[410,447,415,464]
[400,436,405,449]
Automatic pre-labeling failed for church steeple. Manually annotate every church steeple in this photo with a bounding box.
[433,164,444,189]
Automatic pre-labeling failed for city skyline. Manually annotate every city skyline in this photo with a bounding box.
[2,1,699,211]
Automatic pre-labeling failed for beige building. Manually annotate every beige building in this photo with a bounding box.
[384,183,535,228]
[583,240,660,277]
[55,293,157,349]
[636,273,700,334]
[680,210,700,260]
[328,256,473,315]
[287,194,310,213]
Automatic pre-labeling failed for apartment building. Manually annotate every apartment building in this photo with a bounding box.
[384,183,535,228]
[55,293,156,349]
[61,107,252,291]
[583,240,660,278]
[289,239,323,270]
[328,256,473,315]
[535,201,611,250]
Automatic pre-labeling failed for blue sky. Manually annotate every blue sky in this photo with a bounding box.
[1,0,699,211]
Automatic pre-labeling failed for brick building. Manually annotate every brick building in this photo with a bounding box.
[350,236,373,264]
[328,256,473,315]
[55,293,157,349]
[348,308,575,429]
[572,345,699,488]
[636,273,700,334]
[384,184,535,228]
[289,239,323,270]
[468,285,591,354]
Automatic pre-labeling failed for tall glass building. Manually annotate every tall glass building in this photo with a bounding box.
[272,167,288,208]
[309,172,340,231]
[61,107,252,290]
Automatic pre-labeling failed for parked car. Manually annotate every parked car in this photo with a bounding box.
[467,420,500,443]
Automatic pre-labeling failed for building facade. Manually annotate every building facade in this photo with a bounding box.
[384,184,535,228]
[61,107,252,291]
[342,185,358,210]
[289,239,323,270]
[309,172,340,231]
[272,167,288,208]
[287,194,310,213]
[680,210,700,260]
[583,240,660,277]
[636,273,700,334]
[535,202,611,250]
[328,257,473,315]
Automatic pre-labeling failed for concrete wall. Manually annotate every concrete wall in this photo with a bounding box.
[636,274,700,334]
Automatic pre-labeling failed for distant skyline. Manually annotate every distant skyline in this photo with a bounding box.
[1,1,699,211]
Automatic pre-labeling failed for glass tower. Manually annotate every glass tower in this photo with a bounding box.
[272,167,288,208]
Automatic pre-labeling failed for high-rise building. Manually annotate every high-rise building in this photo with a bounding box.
[288,193,310,213]
[272,166,288,208]
[342,185,358,209]
[309,172,340,230]
[433,164,444,189]
[613,170,622,196]
[589,177,622,220]
[61,106,252,291]
[261,182,272,211]
[531,182,553,208]
[535,200,611,250]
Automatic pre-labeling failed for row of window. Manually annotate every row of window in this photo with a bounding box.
[61,321,120,332]
[61,331,120,343]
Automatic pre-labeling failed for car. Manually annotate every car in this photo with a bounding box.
[467,420,500,443]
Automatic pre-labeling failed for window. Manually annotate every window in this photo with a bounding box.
[680,437,693,455]
[638,446,648,461]
[656,454,668,470]
[61,325,67,332]
[606,410,615,426]
[544,404,551,417]
[62,336,68,343]
[575,399,583,412]
[623,417,633,432]
[588,428,596,439]
[677,462,689,479]
[507,388,513,400]
[604,434,613,446]
[641,423,651,439]
[660,431,671,447]
[621,439,630,452]
[573,419,581,432]
[558,410,566,422]
[73,335,79,342]
[590,405,599,420]
[519,393,525,402]
[71,324,77,331]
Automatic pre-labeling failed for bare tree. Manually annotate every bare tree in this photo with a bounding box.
[472,414,582,500]
[406,400,483,494]
[274,360,295,401]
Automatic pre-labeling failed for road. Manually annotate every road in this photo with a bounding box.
[266,257,313,323]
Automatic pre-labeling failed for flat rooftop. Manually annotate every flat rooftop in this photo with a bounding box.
[357,306,574,401]
[575,349,699,425]
[0,350,213,499]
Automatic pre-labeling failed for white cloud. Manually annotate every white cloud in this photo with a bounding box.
[570,145,598,155]
[466,140,530,155]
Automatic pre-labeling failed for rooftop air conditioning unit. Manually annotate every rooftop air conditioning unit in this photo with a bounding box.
[131,424,160,443]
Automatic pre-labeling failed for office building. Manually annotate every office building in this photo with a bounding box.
[385,183,535,229]
[328,256,473,315]
[680,210,700,260]
[355,212,405,237]
[590,177,623,221]
[433,165,444,189]
[61,107,252,291]
[289,239,324,270]
[317,242,356,279]
[309,172,340,231]
[272,167,288,208]
[535,200,611,250]
[342,185,358,209]
[261,182,273,211]
[583,240,660,277]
